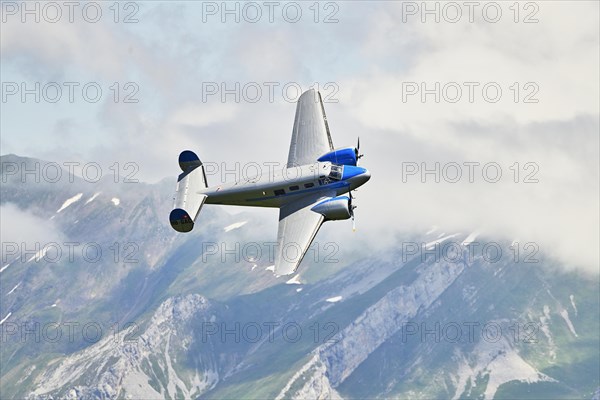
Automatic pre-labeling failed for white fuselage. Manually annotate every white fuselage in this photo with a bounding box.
[201,162,369,208]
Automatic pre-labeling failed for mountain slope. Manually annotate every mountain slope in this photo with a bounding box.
[1,155,598,399]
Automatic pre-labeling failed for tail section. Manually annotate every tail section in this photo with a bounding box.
[169,150,208,233]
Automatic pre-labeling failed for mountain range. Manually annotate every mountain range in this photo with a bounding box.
[1,154,598,399]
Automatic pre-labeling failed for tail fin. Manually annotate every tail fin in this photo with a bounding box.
[169,150,208,233]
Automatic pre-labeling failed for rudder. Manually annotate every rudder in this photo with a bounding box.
[170,150,208,232]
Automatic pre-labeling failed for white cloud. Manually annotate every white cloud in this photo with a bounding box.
[171,102,238,129]
[0,203,66,262]
[1,1,598,273]
[337,2,599,273]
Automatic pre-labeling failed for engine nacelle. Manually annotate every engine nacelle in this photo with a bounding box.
[311,196,352,221]
[317,147,357,166]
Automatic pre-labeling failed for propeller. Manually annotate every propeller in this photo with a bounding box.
[351,138,363,230]
[349,192,358,232]
[355,137,364,165]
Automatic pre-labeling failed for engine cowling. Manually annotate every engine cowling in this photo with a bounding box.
[311,196,352,220]
[317,147,357,166]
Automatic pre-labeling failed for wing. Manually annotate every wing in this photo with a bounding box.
[287,89,334,168]
[274,193,333,276]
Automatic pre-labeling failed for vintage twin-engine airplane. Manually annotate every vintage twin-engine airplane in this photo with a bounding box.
[169,89,371,275]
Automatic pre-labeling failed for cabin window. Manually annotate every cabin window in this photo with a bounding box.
[329,165,343,181]
[274,189,285,196]
[304,182,314,188]
[289,185,299,191]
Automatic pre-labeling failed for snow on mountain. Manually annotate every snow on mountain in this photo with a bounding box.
[84,192,100,204]
[425,233,460,249]
[559,309,578,337]
[6,282,20,295]
[26,245,49,262]
[461,231,480,246]
[426,226,439,235]
[56,193,83,213]
[0,312,11,325]
[286,275,302,285]
[570,294,578,316]
[539,305,557,361]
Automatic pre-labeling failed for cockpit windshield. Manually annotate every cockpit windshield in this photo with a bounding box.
[329,164,343,181]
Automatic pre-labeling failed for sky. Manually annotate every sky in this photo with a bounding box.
[1,1,599,273]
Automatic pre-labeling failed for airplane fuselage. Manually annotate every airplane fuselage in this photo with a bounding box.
[201,162,370,208]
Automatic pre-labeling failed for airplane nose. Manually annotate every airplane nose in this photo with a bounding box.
[362,168,371,182]
[353,167,370,186]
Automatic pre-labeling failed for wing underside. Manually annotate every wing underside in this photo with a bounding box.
[286,89,334,168]
[274,194,332,276]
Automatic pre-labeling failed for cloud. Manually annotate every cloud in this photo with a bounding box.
[171,102,238,129]
[1,1,598,273]
[0,203,66,262]
[336,2,599,273]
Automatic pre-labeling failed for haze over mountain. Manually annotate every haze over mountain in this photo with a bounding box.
[1,154,597,399]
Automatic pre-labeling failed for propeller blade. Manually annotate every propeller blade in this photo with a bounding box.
[355,136,364,164]
[350,195,357,232]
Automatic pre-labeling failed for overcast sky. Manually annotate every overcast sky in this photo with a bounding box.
[1,1,598,273]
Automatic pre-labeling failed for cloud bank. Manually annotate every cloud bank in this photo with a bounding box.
[1,1,598,273]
